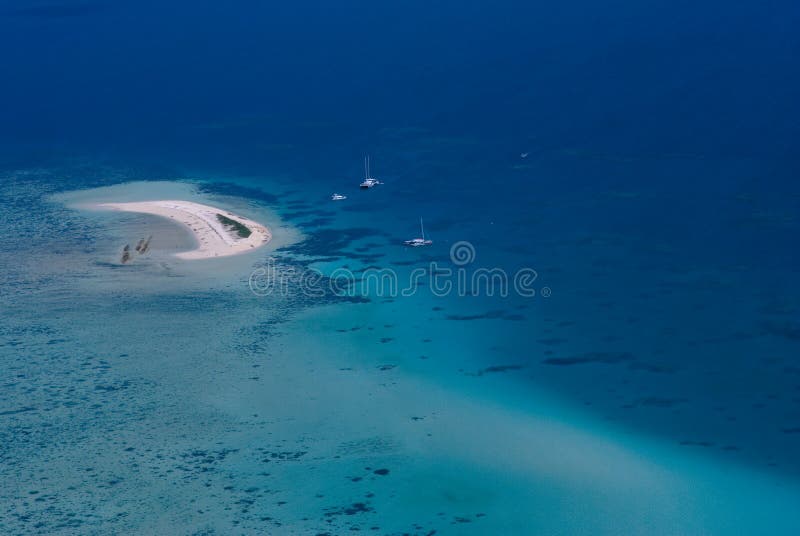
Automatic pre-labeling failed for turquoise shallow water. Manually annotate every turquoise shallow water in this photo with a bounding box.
[1,168,799,534]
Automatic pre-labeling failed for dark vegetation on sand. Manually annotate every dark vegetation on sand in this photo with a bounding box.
[217,214,252,238]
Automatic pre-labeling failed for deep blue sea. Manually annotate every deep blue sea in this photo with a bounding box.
[1,1,800,534]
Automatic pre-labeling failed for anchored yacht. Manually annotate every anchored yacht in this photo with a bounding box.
[359,156,381,189]
[331,193,347,201]
[404,218,433,247]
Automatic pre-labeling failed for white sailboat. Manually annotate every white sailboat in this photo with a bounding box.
[404,218,433,247]
[359,155,381,189]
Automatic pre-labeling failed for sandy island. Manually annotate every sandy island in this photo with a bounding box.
[97,200,271,259]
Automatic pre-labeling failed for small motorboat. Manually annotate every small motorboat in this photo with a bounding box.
[331,193,347,201]
[404,218,433,247]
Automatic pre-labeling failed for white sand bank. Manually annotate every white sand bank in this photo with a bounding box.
[96,200,271,259]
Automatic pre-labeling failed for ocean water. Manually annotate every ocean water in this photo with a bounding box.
[2,1,800,534]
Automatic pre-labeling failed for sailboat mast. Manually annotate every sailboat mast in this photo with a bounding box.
[364,156,368,179]
[420,217,425,240]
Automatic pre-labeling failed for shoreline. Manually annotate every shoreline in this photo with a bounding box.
[96,200,271,259]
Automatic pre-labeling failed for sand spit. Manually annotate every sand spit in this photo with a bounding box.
[97,200,271,259]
